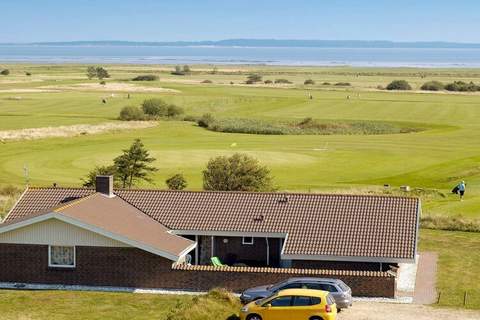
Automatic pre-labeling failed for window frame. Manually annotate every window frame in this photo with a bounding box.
[48,245,76,268]
[242,236,254,245]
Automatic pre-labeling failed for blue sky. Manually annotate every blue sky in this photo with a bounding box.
[2,0,479,43]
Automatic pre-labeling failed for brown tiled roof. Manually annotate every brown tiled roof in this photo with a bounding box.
[172,264,393,277]
[3,192,194,261]
[5,188,419,261]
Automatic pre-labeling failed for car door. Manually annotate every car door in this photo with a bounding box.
[262,295,292,320]
[289,295,315,319]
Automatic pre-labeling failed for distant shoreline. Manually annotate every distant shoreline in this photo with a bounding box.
[2,39,480,49]
[2,44,480,68]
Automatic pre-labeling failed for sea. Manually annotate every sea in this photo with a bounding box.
[1,45,480,67]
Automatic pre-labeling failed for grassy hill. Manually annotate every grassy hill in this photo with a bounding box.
[1,64,480,219]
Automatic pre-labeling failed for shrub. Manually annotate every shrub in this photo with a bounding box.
[183,65,191,73]
[167,104,184,117]
[304,79,315,85]
[203,153,274,191]
[141,98,168,116]
[274,79,292,84]
[132,75,159,81]
[86,66,109,79]
[377,85,385,90]
[421,81,444,91]
[119,106,145,121]
[197,113,215,128]
[0,69,10,76]
[264,80,273,84]
[334,82,351,86]
[202,79,212,83]
[444,81,479,92]
[322,82,331,85]
[25,72,32,76]
[246,73,262,83]
[166,173,187,190]
[386,80,412,90]
[99,80,106,85]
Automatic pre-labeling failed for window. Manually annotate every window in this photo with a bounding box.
[242,237,254,245]
[49,246,75,268]
[279,282,302,290]
[269,296,292,307]
[306,282,338,292]
[292,296,312,306]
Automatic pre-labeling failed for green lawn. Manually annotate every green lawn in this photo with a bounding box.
[419,229,480,309]
[0,289,240,320]
[1,64,480,218]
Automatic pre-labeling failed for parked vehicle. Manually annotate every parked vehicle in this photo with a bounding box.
[240,288,337,320]
[240,277,352,310]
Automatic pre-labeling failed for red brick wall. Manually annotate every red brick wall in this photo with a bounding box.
[0,244,395,297]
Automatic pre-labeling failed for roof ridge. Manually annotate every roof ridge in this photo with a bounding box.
[25,186,419,200]
[53,193,98,212]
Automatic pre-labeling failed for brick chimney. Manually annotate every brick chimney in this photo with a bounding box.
[95,175,114,197]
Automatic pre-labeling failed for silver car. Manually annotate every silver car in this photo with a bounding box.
[240,277,353,310]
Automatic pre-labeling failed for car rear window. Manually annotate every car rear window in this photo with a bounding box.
[326,294,335,305]
[310,297,321,305]
[338,282,350,291]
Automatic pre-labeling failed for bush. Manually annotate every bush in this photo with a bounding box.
[202,79,212,83]
[274,79,292,84]
[386,80,412,90]
[246,73,262,83]
[421,81,444,91]
[334,82,351,86]
[167,104,184,117]
[141,98,168,116]
[377,85,385,90]
[99,80,106,85]
[304,79,315,85]
[197,113,215,128]
[322,82,331,85]
[421,215,480,232]
[119,106,145,121]
[166,173,187,190]
[0,69,10,76]
[132,75,159,81]
[444,81,479,92]
[264,80,273,84]
[25,72,32,76]
[203,153,274,191]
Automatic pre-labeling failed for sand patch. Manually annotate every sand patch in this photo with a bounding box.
[42,82,180,93]
[0,88,59,93]
[0,121,158,142]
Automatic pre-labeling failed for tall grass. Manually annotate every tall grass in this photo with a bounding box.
[205,118,426,135]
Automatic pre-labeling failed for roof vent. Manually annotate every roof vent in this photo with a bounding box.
[277,195,289,203]
[96,175,114,198]
[253,215,264,222]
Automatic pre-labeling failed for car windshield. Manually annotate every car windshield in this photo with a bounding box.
[255,293,276,305]
[268,280,288,291]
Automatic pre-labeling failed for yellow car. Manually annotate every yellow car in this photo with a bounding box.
[240,288,337,320]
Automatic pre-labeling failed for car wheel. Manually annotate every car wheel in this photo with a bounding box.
[247,314,262,320]
[310,317,324,320]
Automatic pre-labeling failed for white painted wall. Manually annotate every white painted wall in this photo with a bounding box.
[0,218,130,247]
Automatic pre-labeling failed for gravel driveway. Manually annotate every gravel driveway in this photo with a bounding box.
[339,301,480,320]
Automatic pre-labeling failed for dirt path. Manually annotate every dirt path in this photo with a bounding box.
[339,301,480,320]
[413,252,438,304]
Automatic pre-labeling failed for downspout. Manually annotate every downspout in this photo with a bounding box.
[195,235,199,265]
[266,238,270,266]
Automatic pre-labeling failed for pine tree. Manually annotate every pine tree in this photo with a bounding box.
[114,139,158,188]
